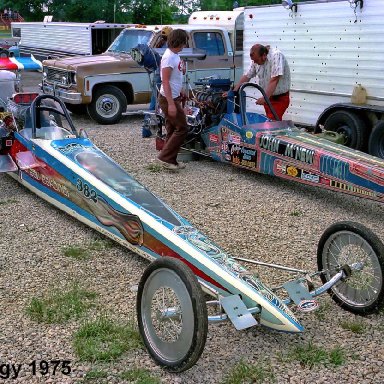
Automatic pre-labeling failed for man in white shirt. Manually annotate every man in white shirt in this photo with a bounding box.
[232,44,291,120]
[157,29,189,170]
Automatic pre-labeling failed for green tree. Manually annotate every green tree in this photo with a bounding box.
[131,0,176,24]
[2,0,46,21]
[199,0,284,11]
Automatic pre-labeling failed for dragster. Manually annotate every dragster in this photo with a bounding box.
[0,94,383,372]
[154,82,384,203]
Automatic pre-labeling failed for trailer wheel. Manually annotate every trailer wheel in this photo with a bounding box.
[87,85,127,125]
[323,110,367,150]
[64,103,86,115]
[137,257,208,372]
[317,221,384,315]
[368,121,384,159]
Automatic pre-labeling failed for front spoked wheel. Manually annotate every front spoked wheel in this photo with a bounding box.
[137,257,208,372]
[317,221,384,315]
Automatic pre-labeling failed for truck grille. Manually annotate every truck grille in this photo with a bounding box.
[45,67,74,87]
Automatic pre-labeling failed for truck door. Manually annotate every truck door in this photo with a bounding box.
[188,31,233,86]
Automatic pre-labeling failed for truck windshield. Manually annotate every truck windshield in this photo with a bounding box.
[108,29,153,54]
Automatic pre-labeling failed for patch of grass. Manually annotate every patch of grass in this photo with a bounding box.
[329,346,346,366]
[119,368,160,384]
[290,342,328,368]
[89,238,115,251]
[26,284,97,323]
[340,320,366,334]
[289,342,347,368]
[222,360,275,384]
[314,301,331,321]
[73,317,142,362]
[62,245,90,260]
[146,163,163,173]
[290,210,302,217]
[0,198,19,205]
[83,369,108,382]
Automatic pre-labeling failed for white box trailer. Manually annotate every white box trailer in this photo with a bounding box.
[11,22,132,60]
[244,0,384,156]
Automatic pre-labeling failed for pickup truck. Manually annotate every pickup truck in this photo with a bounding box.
[41,15,244,124]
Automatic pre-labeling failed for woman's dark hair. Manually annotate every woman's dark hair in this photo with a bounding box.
[167,29,188,49]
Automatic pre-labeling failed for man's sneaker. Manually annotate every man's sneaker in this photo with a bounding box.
[156,158,179,170]
[176,162,186,169]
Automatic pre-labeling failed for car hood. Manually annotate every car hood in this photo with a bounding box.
[43,53,146,75]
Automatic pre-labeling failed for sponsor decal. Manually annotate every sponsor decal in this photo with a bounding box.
[277,163,320,184]
[245,131,253,139]
[221,142,229,152]
[260,134,315,165]
[25,167,70,198]
[229,144,256,168]
[297,300,319,313]
[228,134,241,145]
[287,166,298,177]
[329,180,375,197]
[57,142,87,154]
[225,154,231,161]
[301,171,320,183]
[173,226,197,235]
[209,134,219,143]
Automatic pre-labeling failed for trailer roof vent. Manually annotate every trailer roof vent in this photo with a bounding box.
[282,0,297,13]
[349,0,363,10]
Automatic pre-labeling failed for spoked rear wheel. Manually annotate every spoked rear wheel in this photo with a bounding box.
[137,257,208,372]
[317,221,384,315]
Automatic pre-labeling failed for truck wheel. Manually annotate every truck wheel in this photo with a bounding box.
[0,49,9,58]
[368,121,384,159]
[64,103,86,115]
[87,85,127,125]
[323,110,367,151]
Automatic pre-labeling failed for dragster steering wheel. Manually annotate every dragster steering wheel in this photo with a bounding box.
[238,83,280,124]
[30,94,77,138]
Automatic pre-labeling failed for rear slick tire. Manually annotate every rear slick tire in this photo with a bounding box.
[317,221,384,315]
[137,257,208,372]
[368,121,384,159]
[323,110,367,150]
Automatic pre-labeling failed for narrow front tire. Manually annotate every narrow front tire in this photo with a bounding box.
[137,257,208,372]
[317,221,384,315]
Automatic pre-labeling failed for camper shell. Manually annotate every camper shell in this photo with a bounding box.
[11,21,133,60]
[188,9,244,52]
[244,0,384,156]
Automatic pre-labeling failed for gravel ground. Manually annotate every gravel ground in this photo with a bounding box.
[0,72,383,383]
